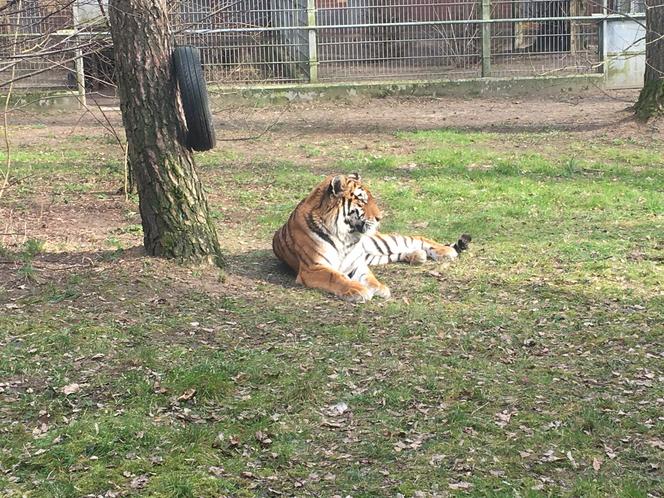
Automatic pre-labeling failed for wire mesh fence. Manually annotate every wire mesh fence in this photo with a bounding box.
[316,1,483,81]
[0,0,75,88]
[0,0,649,90]
[172,0,310,84]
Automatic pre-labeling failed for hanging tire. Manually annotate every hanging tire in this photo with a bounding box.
[173,46,216,152]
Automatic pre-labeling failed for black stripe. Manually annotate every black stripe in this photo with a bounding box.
[385,234,399,252]
[375,235,393,254]
[306,213,336,250]
[313,248,333,266]
[369,236,386,254]
[316,192,327,210]
[285,225,313,266]
[348,267,357,279]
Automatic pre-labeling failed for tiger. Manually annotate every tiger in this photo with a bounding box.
[272,173,471,302]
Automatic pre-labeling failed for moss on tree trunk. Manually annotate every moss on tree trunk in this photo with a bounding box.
[108,0,223,266]
[634,0,664,120]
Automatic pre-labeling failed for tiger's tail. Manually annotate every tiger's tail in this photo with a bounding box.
[363,233,472,266]
[451,233,472,254]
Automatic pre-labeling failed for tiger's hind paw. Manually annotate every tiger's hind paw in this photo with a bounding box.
[429,245,459,261]
[403,249,427,265]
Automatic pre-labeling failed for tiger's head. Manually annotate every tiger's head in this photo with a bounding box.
[324,173,382,238]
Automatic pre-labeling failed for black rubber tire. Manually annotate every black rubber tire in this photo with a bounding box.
[173,46,216,152]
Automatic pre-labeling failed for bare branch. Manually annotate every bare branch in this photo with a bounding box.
[1,0,23,202]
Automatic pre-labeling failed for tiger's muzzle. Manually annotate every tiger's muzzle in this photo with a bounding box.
[350,218,379,235]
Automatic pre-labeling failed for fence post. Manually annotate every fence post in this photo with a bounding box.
[306,0,318,83]
[481,0,491,77]
[72,0,86,107]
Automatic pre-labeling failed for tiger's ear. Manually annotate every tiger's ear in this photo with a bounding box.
[329,175,345,197]
[348,172,361,181]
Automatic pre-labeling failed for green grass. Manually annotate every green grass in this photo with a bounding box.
[1,123,663,497]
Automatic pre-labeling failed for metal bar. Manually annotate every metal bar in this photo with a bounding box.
[306,0,318,83]
[3,12,635,38]
[173,14,643,35]
[481,0,491,77]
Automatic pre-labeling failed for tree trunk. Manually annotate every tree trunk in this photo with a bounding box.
[635,0,664,120]
[108,0,223,266]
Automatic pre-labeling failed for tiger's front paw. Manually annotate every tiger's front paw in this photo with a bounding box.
[371,283,391,299]
[339,284,373,303]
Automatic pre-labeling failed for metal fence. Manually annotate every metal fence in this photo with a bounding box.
[173,0,639,84]
[0,0,76,88]
[0,0,648,90]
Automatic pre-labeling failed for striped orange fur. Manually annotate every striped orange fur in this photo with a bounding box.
[273,174,471,302]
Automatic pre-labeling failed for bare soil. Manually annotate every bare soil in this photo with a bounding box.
[9,89,661,147]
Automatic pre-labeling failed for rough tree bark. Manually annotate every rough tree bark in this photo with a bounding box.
[635,0,664,120]
[108,0,223,266]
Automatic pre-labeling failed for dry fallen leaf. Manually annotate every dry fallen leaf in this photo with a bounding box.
[130,475,149,489]
[495,410,513,428]
[449,481,473,490]
[566,451,578,469]
[592,457,603,471]
[62,383,80,396]
[327,402,349,417]
[647,439,664,450]
[255,430,273,446]
[177,388,196,402]
[541,449,562,462]
[208,466,224,477]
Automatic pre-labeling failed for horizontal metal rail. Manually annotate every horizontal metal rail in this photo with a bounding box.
[177,13,644,35]
[0,13,642,38]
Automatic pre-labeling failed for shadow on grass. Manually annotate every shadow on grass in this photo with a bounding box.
[224,248,297,289]
[0,244,300,301]
[214,112,639,137]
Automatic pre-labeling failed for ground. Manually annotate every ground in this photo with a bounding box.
[1,91,663,497]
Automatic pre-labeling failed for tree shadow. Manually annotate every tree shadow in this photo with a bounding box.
[0,243,302,297]
[224,248,298,290]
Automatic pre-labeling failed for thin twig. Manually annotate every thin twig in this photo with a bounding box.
[0,0,21,202]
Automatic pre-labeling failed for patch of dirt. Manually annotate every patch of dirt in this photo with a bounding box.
[8,89,662,151]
